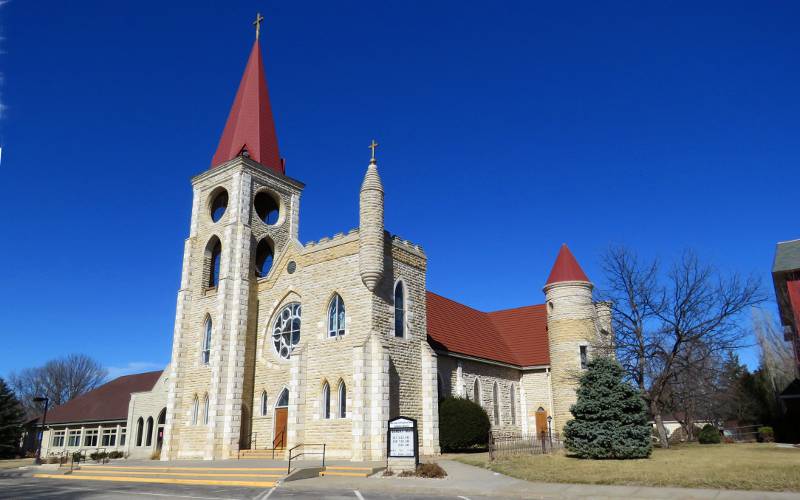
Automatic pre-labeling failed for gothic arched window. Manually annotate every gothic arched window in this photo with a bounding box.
[276,388,289,408]
[338,381,347,418]
[191,395,199,425]
[492,382,500,425]
[206,237,222,288]
[321,382,331,419]
[327,294,346,338]
[202,317,212,365]
[394,281,406,338]
[255,238,274,278]
[203,394,210,425]
[145,417,154,446]
[510,384,517,425]
[272,303,301,360]
[260,391,268,417]
[473,378,481,405]
[135,417,144,447]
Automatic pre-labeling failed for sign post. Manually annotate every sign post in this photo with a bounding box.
[387,416,419,472]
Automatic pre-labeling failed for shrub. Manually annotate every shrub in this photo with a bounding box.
[759,426,775,443]
[72,451,83,462]
[564,357,652,459]
[45,456,61,464]
[108,451,124,459]
[89,451,107,462]
[416,462,447,478]
[698,424,721,444]
[438,397,491,452]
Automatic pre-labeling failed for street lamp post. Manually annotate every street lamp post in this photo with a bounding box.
[33,396,49,465]
[546,415,553,448]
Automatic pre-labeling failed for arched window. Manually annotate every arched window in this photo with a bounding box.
[206,237,222,288]
[510,384,517,425]
[276,388,289,408]
[492,382,500,425]
[337,381,346,418]
[135,417,144,447]
[321,382,331,419]
[255,238,274,278]
[209,188,228,223]
[327,294,346,338]
[272,303,301,360]
[260,391,268,416]
[191,395,199,425]
[394,281,405,338]
[145,417,154,446]
[254,191,280,225]
[473,378,481,405]
[203,394,210,425]
[202,316,212,364]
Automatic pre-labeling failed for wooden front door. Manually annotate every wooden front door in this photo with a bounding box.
[535,409,548,436]
[273,408,288,449]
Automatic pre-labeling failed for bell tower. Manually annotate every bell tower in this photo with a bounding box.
[162,18,304,460]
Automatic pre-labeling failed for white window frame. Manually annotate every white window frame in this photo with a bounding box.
[83,429,99,447]
[202,317,212,365]
[52,430,65,448]
[260,391,268,417]
[272,302,302,360]
[327,294,346,338]
[337,381,347,418]
[101,428,116,447]
[67,430,81,447]
[120,427,127,446]
[191,395,199,425]
[321,382,331,419]
[203,394,210,425]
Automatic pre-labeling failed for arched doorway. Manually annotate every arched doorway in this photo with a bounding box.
[156,408,166,452]
[273,388,289,449]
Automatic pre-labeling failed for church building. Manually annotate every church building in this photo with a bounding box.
[37,23,611,462]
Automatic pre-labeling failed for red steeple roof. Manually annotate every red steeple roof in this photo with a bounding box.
[211,40,283,173]
[545,244,590,285]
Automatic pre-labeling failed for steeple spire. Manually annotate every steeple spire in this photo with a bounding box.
[211,18,282,173]
[359,141,385,292]
[545,244,590,285]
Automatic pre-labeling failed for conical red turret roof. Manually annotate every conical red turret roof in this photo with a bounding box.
[545,244,590,285]
[211,40,283,174]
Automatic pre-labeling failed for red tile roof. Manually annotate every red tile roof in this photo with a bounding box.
[545,244,590,285]
[44,371,162,425]
[427,291,549,367]
[211,40,283,173]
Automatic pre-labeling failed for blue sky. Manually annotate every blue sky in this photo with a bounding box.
[1,1,797,378]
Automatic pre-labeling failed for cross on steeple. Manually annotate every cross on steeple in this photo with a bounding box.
[369,139,379,163]
[253,12,265,41]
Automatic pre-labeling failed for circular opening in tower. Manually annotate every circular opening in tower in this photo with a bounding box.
[209,188,228,223]
[254,191,280,225]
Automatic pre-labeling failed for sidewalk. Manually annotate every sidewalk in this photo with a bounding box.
[281,459,800,499]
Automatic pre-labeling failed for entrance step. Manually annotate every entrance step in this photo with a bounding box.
[239,449,285,459]
[319,465,381,477]
[33,464,285,488]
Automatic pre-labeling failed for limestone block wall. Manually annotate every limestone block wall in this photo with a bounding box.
[438,356,525,435]
[519,369,552,435]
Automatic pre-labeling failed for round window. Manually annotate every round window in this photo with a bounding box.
[254,191,280,225]
[272,303,301,359]
[209,189,228,223]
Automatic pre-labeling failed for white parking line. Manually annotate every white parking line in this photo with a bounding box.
[354,490,365,500]
[457,496,471,500]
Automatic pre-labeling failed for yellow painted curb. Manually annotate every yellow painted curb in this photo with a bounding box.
[73,470,283,478]
[79,465,286,472]
[33,474,276,488]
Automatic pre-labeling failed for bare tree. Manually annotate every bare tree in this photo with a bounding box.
[600,247,764,448]
[9,354,107,418]
[753,308,795,398]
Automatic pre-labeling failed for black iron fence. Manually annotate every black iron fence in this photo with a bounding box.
[489,432,562,460]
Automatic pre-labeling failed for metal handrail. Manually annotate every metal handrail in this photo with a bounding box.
[287,443,326,474]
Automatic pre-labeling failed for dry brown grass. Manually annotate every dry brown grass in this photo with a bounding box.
[456,443,800,492]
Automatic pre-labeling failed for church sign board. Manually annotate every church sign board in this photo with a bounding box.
[387,416,418,466]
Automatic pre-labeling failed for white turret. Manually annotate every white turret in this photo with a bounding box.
[359,151,384,291]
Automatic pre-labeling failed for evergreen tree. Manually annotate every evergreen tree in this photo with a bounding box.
[0,378,25,458]
[564,357,652,459]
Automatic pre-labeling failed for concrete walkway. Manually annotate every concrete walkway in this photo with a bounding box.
[280,459,800,499]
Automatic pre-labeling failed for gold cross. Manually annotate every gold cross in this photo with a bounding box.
[253,12,265,41]
[369,139,379,161]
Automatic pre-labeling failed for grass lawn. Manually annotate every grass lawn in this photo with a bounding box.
[455,443,800,492]
[0,458,34,470]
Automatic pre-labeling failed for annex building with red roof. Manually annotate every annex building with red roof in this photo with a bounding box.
[37,20,612,462]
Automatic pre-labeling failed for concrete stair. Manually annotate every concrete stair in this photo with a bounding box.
[239,449,286,460]
[33,464,285,488]
[318,465,380,477]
